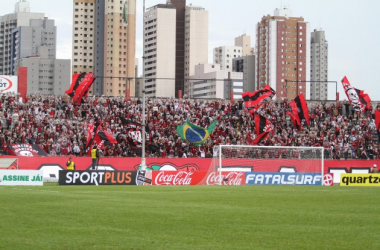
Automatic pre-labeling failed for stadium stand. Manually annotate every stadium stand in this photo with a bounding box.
[0,92,379,160]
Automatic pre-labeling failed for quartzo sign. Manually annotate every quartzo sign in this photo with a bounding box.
[0,76,18,93]
[59,171,137,185]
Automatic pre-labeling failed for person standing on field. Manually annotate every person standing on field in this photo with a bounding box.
[91,145,98,170]
[66,156,75,170]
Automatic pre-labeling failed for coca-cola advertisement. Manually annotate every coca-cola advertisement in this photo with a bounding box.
[151,171,246,186]
[152,171,206,186]
[205,171,245,186]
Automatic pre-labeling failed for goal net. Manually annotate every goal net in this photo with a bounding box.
[207,145,324,185]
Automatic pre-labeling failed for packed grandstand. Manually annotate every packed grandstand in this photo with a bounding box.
[0,92,379,160]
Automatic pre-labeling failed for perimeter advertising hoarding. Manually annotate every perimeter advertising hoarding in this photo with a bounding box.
[245,172,323,185]
[58,171,137,185]
[0,170,43,186]
[340,174,380,186]
[0,75,18,93]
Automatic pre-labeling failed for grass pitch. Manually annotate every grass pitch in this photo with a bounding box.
[1,184,379,250]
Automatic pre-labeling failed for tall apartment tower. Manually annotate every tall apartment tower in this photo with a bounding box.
[144,1,208,98]
[72,0,95,76]
[256,8,310,100]
[0,0,44,75]
[184,4,208,77]
[144,4,176,97]
[310,29,328,100]
[73,0,136,97]
[12,17,70,95]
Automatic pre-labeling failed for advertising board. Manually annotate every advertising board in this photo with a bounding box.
[245,172,323,185]
[58,171,137,185]
[0,170,43,186]
[0,75,18,93]
[340,174,380,186]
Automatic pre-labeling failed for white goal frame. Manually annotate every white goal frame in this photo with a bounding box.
[214,145,324,185]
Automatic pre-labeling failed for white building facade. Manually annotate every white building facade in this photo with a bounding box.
[143,4,176,98]
[213,46,242,71]
[310,29,328,100]
[187,63,243,99]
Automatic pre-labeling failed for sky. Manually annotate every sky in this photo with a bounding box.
[1,0,379,100]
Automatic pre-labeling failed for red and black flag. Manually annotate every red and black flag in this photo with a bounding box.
[73,73,96,104]
[7,143,48,157]
[286,93,309,131]
[341,76,371,112]
[65,73,86,97]
[242,85,276,114]
[124,121,151,150]
[85,121,102,154]
[93,130,117,151]
[251,114,273,145]
[375,110,380,130]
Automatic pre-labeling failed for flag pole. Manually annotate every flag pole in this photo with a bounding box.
[141,0,147,170]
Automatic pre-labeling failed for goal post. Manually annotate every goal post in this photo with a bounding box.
[211,145,324,185]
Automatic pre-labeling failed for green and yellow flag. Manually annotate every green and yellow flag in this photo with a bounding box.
[176,119,217,146]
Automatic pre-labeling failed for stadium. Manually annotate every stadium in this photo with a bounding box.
[1,0,380,249]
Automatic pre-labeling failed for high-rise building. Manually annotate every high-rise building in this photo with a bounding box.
[233,55,256,93]
[0,0,44,75]
[1,1,70,95]
[144,4,176,98]
[213,46,242,71]
[310,29,328,100]
[184,4,208,77]
[143,1,208,98]
[11,18,57,73]
[256,8,310,99]
[73,0,136,97]
[12,17,70,95]
[72,0,95,76]
[235,34,254,56]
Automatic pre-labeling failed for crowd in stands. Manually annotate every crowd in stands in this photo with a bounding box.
[0,92,379,160]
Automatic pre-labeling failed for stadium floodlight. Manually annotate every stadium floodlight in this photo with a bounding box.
[211,145,324,185]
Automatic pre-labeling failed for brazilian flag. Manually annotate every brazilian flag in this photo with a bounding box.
[176,119,217,146]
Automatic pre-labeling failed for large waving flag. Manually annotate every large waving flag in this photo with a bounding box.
[341,76,371,112]
[65,72,95,104]
[73,73,96,104]
[94,131,117,151]
[85,121,102,154]
[242,85,276,114]
[65,72,86,97]
[252,114,273,145]
[176,119,217,146]
[286,94,309,131]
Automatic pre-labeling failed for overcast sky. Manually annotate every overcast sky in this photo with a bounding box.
[1,0,379,100]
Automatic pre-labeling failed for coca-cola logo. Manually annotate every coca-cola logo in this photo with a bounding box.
[155,171,194,185]
[206,172,244,185]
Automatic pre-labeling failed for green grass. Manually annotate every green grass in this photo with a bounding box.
[1,184,379,250]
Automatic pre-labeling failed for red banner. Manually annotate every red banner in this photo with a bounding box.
[0,156,378,175]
